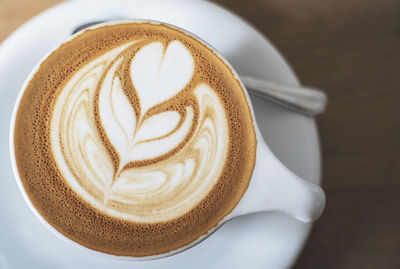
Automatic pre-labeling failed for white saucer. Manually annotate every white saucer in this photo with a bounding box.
[0,0,321,268]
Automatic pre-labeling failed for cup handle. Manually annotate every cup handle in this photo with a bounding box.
[229,142,325,223]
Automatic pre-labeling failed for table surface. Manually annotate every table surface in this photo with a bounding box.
[1,0,399,268]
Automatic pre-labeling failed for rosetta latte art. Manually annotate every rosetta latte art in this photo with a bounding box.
[50,40,229,222]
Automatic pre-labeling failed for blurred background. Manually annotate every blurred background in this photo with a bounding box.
[1,0,399,268]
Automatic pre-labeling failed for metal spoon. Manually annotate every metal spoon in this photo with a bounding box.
[72,22,327,116]
[239,76,327,116]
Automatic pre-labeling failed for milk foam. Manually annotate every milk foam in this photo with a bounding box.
[50,40,229,222]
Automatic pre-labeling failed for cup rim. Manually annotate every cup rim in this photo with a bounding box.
[9,19,261,261]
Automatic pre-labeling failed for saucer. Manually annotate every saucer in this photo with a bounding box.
[0,0,321,268]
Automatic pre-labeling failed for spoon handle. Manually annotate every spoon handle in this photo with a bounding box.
[240,76,327,116]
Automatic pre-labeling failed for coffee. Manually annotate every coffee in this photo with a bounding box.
[14,22,256,257]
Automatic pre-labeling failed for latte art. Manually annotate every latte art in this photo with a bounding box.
[14,22,256,257]
[51,40,229,222]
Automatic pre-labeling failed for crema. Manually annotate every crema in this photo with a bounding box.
[14,22,256,257]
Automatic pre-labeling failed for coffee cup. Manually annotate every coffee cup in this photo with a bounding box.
[10,20,325,260]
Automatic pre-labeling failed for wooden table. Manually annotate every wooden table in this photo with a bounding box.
[1,0,399,268]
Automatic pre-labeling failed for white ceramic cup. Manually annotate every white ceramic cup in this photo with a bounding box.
[9,20,325,261]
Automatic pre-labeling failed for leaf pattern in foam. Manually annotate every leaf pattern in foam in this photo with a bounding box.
[98,57,137,160]
[130,41,195,115]
[51,38,231,222]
